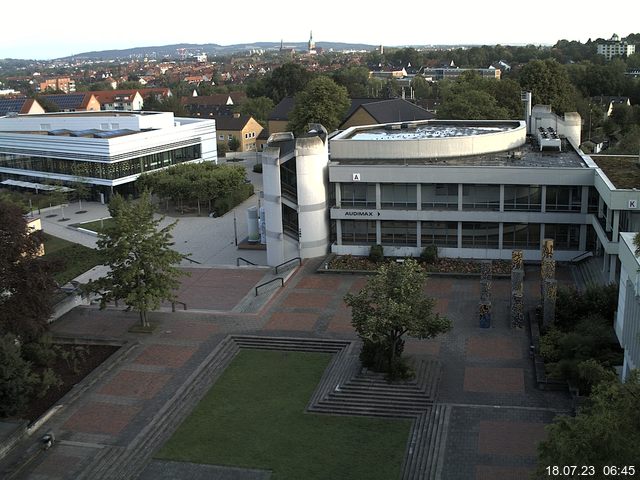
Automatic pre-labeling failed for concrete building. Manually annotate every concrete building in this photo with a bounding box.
[597,34,636,60]
[0,111,217,200]
[614,233,640,381]
[38,77,76,93]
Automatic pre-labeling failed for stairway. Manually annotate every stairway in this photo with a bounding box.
[573,256,609,290]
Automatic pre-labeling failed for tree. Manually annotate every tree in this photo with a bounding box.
[518,59,578,113]
[84,192,187,327]
[332,65,371,98]
[228,136,241,152]
[344,259,452,379]
[238,96,274,127]
[0,201,57,342]
[0,334,38,417]
[536,368,640,474]
[287,76,350,134]
[257,63,313,103]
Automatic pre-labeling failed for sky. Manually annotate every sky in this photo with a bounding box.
[3,0,639,60]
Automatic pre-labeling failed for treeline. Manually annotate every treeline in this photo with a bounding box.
[138,163,253,216]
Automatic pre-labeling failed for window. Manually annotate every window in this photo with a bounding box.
[342,220,376,245]
[219,135,224,140]
[461,223,500,248]
[504,185,541,211]
[341,183,376,208]
[421,221,458,247]
[503,223,540,249]
[422,184,458,210]
[545,186,582,212]
[462,185,500,211]
[544,224,580,250]
[228,134,233,140]
[380,184,416,209]
[381,221,417,245]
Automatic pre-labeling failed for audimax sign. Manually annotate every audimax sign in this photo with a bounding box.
[343,211,381,217]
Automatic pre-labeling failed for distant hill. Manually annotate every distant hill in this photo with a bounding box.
[63,42,380,60]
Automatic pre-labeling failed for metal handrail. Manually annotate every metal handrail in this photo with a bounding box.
[182,255,201,264]
[171,301,187,312]
[275,257,301,274]
[255,277,284,296]
[570,251,593,264]
[237,257,257,266]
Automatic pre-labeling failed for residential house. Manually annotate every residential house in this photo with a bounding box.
[92,90,144,111]
[183,93,246,118]
[215,114,263,152]
[39,93,101,112]
[340,98,435,129]
[0,98,45,116]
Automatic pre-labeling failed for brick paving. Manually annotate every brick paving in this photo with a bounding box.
[466,336,522,360]
[263,311,320,331]
[463,367,525,394]
[98,370,172,399]
[477,421,547,456]
[134,344,197,368]
[63,402,141,436]
[4,262,577,480]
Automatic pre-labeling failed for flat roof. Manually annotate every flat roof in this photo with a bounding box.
[350,124,512,141]
[331,138,587,169]
[591,155,640,189]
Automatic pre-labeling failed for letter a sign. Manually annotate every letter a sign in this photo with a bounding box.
[352,173,361,181]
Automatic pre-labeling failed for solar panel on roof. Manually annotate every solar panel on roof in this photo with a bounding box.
[0,98,26,116]
[42,93,85,109]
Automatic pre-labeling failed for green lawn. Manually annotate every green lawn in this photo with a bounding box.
[73,218,114,234]
[42,233,103,284]
[156,350,411,480]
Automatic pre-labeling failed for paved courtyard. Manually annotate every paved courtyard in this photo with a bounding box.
[1,260,575,480]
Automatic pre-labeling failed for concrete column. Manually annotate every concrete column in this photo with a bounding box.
[581,186,589,214]
[541,185,547,213]
[416,221,422,249]
[262,147,285,267]
[579,224,587,251]
[498,223,504,251]
[539,224,546,251]
[375,183,381,210]
[376,220,381,245]
[336,219,342,246]
[416,184,422,211]
[335,182,341,208]
[613,210,620,239]
[606,207,612,232]
[499,185,505,213]
[598,196,604,218]
[609,255,617,284]
[458,184,463,211]
[457,221,463,249]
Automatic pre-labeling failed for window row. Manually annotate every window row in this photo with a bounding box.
[0,144,201,180]
[340,221,580,250]
[339,183,594,212]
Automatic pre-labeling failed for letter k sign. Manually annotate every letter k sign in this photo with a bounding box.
[629,200,637,209]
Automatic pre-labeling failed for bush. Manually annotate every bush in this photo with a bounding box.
[22,336,57,367]
[555,284,618,331]
[359,338,412,381]
[369,244,384,263]
[420,245,438,264]
[252,163,263,173]
[217,142,228,157]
